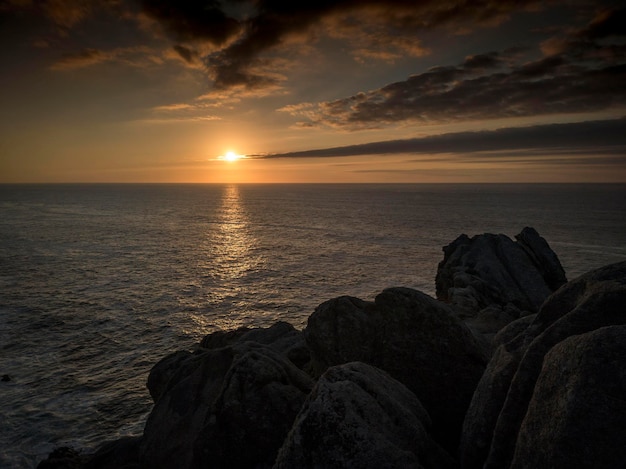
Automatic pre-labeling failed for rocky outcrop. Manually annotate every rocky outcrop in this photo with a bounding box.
[510,325,626,468]
[274,362,456,469]
[84,437,141,469]
[436,227,566,334]
[304,287,488,453]
[37,447,87,469]
[460,261,626,469]
[492,315,536,350]
[140,322,314,469]
[39,231,626,469]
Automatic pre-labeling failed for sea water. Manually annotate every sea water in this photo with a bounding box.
[1,183,625,467]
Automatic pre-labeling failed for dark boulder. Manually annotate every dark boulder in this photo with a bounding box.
[460,261,626,469]
[492,315,536,350]
[147,350,192,403]
[83,436,141,469]
[198,321,310,370]
[37,447,86,469]
[140,327,314,469]
[436,227,566,334]
[304,287,488,453]
[192,344,314,468]
[514,227,566,291]
[511,326,626,469]
[274,362,456,469]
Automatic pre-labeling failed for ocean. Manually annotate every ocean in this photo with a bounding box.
[1,183,625,467]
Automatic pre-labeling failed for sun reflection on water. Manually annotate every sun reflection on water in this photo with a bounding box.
[213,185,256,280]
[188,185,266,334]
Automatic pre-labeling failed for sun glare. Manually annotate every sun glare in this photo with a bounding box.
[219,151,245,162]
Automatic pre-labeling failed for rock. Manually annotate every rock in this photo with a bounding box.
[274,362,456,469]
[492,315,536,350]
[140,336,314,468]
[198,327,252,349]
[198,321,311,370]
[435,227,566,333]
[147,322,310,406]
[460,261,626,469]
[305,287,488,453]
[511,326,626,469]
[84,436,141,469]
[147,350,192,403]
[37,447,86,469]
[514,227,566,291]
[237,321,311,370]
[460,339,523,469]
[1,374,10,382]
[192,344,314,468]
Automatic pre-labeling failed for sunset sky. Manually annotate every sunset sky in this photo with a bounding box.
[1,0,625,183]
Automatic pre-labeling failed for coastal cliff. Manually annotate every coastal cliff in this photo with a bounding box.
[39,228,626,469]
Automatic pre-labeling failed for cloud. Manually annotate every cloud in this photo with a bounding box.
[132,115,222,125]
[577,6,626,40]
[320,10,431,64]
[196,83,289,108]
[42,0,92,28]
[172,44,199,64]
[261,118,626,158]
[541,6,626,57]
[50,45,164,70]
[151,103,195,112]
[49,48,108,70]
[132,0,556,90]
[1,0,120,28]
[280,8,626,129]
[145,99,228,123]
[139,0,240,46]
[8,0,623,105]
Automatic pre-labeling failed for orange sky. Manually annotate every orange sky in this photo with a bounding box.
[1,1,625,183]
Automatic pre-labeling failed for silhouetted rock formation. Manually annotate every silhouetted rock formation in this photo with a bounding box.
[140,322,314,469]
[37,447,86,469]
[274,362,456,469]
[304,287,488,453]
[436,227,566,335]
[460,261,626,469]
[39,230,626,469]
[85,436,141,469]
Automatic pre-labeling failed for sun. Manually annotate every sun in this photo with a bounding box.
[219,151,245,162]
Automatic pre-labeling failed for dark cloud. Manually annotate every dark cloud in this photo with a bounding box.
[261,118,626,158]
[172,44,198,64]
[542,7,626,58]
[134,0,554,89]
[5,0,622,104]
[140,0,240,45]
[462,52,503,71]
[1,0,121,28]
[577,6,626,40]
[280,8,626,129]
[49,44,163,70]
[49,47,107,69]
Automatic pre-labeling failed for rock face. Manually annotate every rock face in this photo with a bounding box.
[511,326,626,468]
[84,436,141,469]
[37,447,86,469]
[460,261,626,469]
[140,322,314,469]
[436,227,566,334]
[274,362,456,469]
[304,287,488,453]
